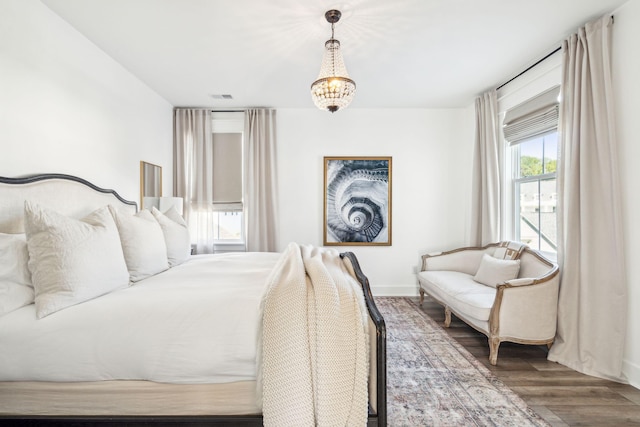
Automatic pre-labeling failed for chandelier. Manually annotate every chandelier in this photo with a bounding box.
[310,10,356,113]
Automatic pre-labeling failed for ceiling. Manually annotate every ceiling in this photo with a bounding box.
[41,0,628,109]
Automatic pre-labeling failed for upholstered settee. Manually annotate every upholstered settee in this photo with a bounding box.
[418,242,559,365]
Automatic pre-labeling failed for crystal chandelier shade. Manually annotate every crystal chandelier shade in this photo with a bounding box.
[311,10,356,113]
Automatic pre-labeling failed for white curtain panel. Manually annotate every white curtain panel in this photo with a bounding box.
[548,15,628,382]
[470,90,501,246]
[173,108,216,254]
[244,109,279,252]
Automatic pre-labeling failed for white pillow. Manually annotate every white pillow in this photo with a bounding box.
[151,206,191,267]
[109,206,169,282]
[24,202,130,318]
[0,233,34,315]
[0,233,32,287]
[0,283,34,316]
[473,253,521,288]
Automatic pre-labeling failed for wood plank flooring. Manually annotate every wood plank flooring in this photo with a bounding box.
[416,297,640,427]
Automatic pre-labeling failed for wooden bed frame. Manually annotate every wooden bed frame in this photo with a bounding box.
[0,174,387,426]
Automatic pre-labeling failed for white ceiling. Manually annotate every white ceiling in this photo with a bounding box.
[41,0,628,109]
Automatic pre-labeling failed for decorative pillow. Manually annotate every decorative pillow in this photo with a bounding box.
[108,206,169,282]
[473,253,521,288]
[0,233,32,287]
[24,202,130,319]
[0,233,34,315]
[0,283,34,316]
[151,206,191,267]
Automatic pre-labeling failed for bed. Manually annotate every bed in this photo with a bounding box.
[0,174,387,426]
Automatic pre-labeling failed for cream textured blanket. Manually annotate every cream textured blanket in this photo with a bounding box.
[261,243,369,427]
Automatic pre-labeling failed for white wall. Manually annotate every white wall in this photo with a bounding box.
[0,0,173,204]
[613,0,640,389]
[276,108,475,295]
[0,1,477,298]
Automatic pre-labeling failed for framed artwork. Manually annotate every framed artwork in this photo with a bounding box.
[323,156,392,246]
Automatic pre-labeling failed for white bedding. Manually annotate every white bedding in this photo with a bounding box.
[0,252,280,384]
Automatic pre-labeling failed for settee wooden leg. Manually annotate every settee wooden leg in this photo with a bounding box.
[489,337,500,365]
[444,307,451,327]
[419,288,425,305]
[547,340,554,350]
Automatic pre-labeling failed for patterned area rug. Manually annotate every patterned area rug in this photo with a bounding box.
[375,297,550,427]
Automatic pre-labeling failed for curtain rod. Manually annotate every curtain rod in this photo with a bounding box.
[496,46,561,91]
[211,108,273,112]
[496,14,614,91]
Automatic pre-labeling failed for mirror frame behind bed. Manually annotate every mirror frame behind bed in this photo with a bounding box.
[0,173,387,427]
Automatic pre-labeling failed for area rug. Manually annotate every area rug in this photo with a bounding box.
[375,297,550,427]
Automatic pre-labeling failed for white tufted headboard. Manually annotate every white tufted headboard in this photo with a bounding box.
[0,174,137,234]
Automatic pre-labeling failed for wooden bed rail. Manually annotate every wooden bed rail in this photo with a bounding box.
[341,251,387,427]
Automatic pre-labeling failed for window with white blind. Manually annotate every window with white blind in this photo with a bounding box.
[211,113,244,248]
[503,86,559,254]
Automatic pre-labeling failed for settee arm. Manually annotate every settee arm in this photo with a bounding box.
[503,278,535,286]
[490,269,560,345]
[502,264,559,288]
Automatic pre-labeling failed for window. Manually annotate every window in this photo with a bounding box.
[187,210,244,251]
[502,85,560,255]
[512,132,557,252]
[212,211,243,240]
[211,130,244,246]
[210,113,245,251]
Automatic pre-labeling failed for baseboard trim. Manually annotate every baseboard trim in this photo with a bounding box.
[371,285,418,297]
[623,358,640,390]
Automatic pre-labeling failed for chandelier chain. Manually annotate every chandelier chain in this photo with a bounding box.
[331,22,336,77]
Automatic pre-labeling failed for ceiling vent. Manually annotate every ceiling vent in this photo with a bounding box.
[211,94,233,100]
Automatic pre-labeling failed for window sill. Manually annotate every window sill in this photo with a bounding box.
[213,242,246,253]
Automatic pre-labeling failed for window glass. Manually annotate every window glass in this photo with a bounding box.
[514,132,557,253]
[214,212,243,241]
[543,133,558,174]
[188,211,244,245]
[517,132,557,177]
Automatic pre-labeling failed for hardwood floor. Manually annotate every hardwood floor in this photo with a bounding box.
[415,297,640,427]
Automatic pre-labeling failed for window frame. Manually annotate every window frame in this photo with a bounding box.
[510,131,558,256]
[211,112,245,250]
[497,51,562,261]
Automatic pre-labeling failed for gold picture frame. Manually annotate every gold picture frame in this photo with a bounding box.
[323,156,392,246]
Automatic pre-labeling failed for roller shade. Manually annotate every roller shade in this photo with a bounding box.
[212,132,243,212]
[503,86,560,145]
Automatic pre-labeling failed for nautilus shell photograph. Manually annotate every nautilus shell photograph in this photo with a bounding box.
[324,157,392,246]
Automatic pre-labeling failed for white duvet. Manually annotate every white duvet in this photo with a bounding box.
[0,252,280,384]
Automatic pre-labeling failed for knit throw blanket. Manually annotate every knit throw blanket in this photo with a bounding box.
[494,240,527,260]
[260,243,369,427]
